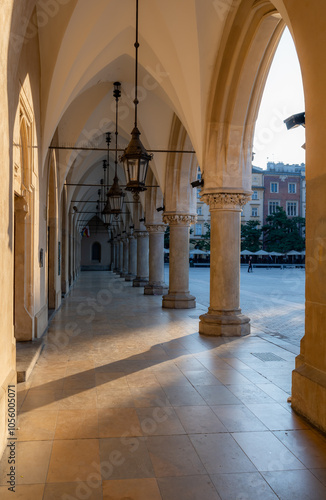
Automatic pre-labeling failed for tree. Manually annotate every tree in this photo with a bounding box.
[164,226,170,248]
[190,222,210,251]
[262,206,305,253]
[241,221,262,252]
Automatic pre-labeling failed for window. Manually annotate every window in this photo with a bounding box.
[288,183,296,194]
[197,189,201,199]
[197,206,202,215]
[197,172,202,180]
[252,191,258,200]
[195,224,202,236]
[251,207,258,217]
[287,201,298,216]
[268,201,280,215]
[270,182,278,193]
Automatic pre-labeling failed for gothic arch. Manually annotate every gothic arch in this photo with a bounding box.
[203,0,285,193]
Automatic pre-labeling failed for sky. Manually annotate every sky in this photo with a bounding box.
[253,28,305,169]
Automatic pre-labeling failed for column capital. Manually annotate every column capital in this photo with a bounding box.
[146,224,167,233]
[201,192,251,211]
[163,213,196,226]
[135,231,149,238]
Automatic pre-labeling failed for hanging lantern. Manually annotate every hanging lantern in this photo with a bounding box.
[120,0,153,193]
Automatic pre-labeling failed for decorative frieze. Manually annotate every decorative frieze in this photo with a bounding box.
[146,224,167,233]
[163,214,197,226]
[201,193,251,211]
[135,231,149,238]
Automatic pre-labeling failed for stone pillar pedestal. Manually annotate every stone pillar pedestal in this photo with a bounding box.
[144,225,168,295]
[199,193,250,336]
[125,235,137,281]
[133,231,149,287]
[162,214,196,309]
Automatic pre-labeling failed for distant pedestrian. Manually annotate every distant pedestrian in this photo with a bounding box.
[248,256,253,273]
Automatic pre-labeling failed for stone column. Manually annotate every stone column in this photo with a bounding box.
[199,193,250,336]
[125,234,137,282]
[144,225,168,295]
[109,239,115,271]
[114,238,119,273]
[120,235,129,278]
[133,231,149,287]
[118,239,124,275]
[162,214,196,309]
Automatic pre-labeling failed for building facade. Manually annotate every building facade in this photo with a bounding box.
[241,162,306,227]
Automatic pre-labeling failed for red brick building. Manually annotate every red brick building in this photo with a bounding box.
[263,162,305,223]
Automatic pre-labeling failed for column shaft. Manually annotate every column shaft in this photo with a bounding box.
[126,235,137,281]
[162,214,196,309]
[144,225,168,295]
[199,193,250,336]
[133,232,149,287]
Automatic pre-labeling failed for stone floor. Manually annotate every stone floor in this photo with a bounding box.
[1,271,326,499]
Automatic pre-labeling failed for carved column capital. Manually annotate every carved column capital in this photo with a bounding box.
[146,224,167,233]
[163,214,197,226]
[135,231,149,238]
[201,193,251,212]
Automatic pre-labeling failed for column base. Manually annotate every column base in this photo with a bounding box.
[125,274,136,282]
[292,363,326,434]
[120,272,128,278]
[133,277,149,287]
[144,283,168,296]
[199,310,250,337]
[162,292,196,309]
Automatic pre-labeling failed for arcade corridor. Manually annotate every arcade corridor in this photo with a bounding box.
[1,271,326,499]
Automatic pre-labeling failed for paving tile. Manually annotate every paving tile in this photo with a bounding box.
[262,470,326,500]
[102,478,162,499]
[126,372,160,387]
[147,435,206,477]
[0,484,44,499]
[47,439,100,482]
[130,387,171,408]
[247,403,309,430]
[158,475,221,500]
[44,482,103,499]
[137,407,185,435]
[190,434,256,474]
[98,408,142,438]
[59,388,98,410]
[0,441,52,485]
[96,387,134,408]
[227,384,276,404]
[17,410,57,441]
[211,404,267,432]
[213,369,255,385]
[20,389,63,412]
[175,406,227,434]
[182,370,222,386]
[211,472,278,500]
[273,429,326,468]
[232,431,306,471]
[256,383,290,402]
[195,385,241,405]
[311,468,326,487]
[55,409,99,439]
[162,386,206,406]
[99,437,154,480]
